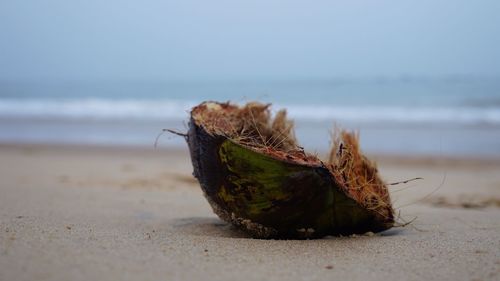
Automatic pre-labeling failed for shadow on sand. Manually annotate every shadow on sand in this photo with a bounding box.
[171,217,251,238]
[171,216,404,239]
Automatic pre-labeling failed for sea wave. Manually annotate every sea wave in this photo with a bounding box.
[1,98,500,125]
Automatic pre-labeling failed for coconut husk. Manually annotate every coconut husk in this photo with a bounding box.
[184,101,394,239]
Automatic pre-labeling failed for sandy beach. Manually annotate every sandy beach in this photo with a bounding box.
[1,143,499,281]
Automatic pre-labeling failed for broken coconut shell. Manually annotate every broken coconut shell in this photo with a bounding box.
[184,101,394,239]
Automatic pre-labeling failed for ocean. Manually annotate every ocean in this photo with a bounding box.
[1,77,499,157]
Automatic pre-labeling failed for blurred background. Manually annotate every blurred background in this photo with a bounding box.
[1,0,499,157]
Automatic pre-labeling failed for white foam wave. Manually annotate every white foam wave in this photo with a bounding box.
[1,98,500,125]
[0,98,196,120]
[286,105,500,125]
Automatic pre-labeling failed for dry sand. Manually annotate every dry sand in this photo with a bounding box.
[0,143,499,281]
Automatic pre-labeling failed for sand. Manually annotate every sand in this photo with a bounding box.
[0,143,499,281]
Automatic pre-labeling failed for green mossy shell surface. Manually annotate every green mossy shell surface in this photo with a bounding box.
[187,120,388,239]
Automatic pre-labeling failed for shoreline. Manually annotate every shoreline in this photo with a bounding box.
[2,141,500,164]
[2,116,500,158]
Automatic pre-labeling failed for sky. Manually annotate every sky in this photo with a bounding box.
[0,0,499,81]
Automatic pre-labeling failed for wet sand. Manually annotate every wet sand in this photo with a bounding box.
[0,143,499,281]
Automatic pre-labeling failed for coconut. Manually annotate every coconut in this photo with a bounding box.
[183,101,394,239]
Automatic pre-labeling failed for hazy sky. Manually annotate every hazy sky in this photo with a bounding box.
[1,0,499,81]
